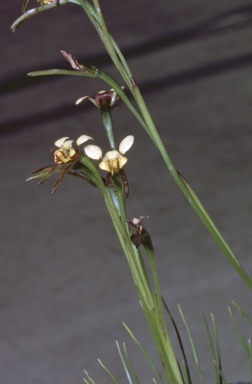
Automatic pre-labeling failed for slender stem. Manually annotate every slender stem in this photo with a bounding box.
[101,107,116,149]
[102,174,183,383]
[103,187,154,309]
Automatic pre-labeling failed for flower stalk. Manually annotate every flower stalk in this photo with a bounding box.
[101,177,184,384]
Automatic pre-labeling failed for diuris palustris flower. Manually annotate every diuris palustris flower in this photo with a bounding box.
[26,135,93,193]
[83,135,134,197]
[75,88,123,110]
[84,135,134,175]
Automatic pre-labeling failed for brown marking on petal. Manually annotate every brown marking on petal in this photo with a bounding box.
[54,148,79,164]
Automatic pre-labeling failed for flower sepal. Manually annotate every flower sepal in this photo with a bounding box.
[26,159,99,193]
[128,216,153,251]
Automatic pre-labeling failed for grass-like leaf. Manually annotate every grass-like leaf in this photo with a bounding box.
[123,323,164,384]
[212,361,228,384]
[98,359,120,384]
[116,341,135,384]
[178,305,205,384]
[211,314,223,384]
[200,312,222,384]
[83,369,97,384]
[121,342,140,384]
[231,301,252,326]
[228,306,250,357]
[162,298,191,384]
[249,339,252,384]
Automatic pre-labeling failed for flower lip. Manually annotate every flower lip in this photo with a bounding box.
[99,150,128,175]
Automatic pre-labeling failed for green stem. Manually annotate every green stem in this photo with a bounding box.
[102,174,183,384]
[101,107,116,149]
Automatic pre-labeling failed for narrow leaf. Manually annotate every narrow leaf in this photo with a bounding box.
[178,305,205,384]
[123,323,164,384]
[116,341,133,384]
[228,307,250,356]
[98,359,120,384]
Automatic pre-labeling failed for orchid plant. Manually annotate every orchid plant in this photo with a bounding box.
[11,1,252,384]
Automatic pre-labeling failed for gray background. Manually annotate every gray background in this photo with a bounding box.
[1,1,252,383]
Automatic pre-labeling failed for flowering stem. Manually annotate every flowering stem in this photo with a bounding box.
[102,179,184,384]
[78,155,183,382]
[101,107,116,149]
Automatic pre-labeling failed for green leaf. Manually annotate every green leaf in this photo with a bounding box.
[98,359,120,384]
[123,323,164,384]
[116,341,134,384]
[122,342,140,384]
[228,306,250,357]
[200,312,222,384]
[83,369,97,384]
[231,301,252,326]
[178,305,205,384]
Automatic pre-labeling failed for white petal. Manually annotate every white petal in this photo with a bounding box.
[55,137,69,148]
[76,135,93,146]
[62,140,74,150]
[119,135,134,154]
[110,91,117,106]
[84,144,102,160]
[75,96,89,105]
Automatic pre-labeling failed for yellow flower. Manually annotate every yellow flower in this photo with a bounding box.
[26,134,93,193]
[84,135,134,175]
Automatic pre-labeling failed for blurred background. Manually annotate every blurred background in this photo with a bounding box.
[1,1,252,383]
